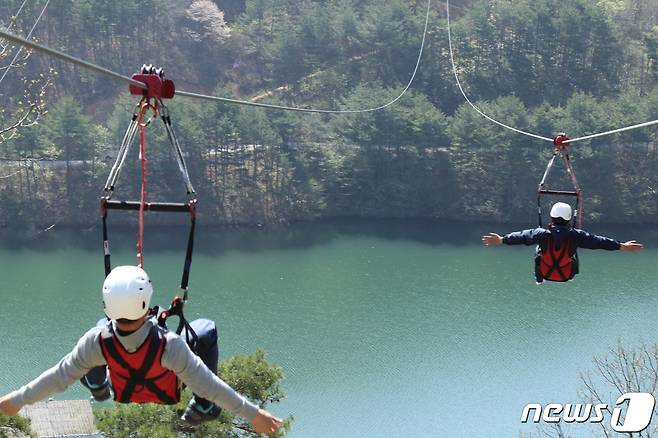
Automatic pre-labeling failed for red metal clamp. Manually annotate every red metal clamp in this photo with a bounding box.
[129,64,175,99]
[553,133,570,151]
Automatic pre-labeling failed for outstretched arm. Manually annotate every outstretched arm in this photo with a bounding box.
[0,328,105,415]
[574,230,643,252]
[482,229,544,246]
[163,335,282,435]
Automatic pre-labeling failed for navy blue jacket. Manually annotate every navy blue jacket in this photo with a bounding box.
[502,225,621,252]
[503,225,621,282]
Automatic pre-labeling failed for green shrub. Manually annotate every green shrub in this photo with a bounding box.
[94,349,292,438]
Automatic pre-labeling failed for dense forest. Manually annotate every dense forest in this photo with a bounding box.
[0,0,657,229]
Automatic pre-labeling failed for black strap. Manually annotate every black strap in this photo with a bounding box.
[177,320,199,354]
[157,298,199,353]
[100,100,197,290]
[537,152,557,227]
[181,202,196,291]
[158,314,197,354]
[572,188,580,229]
[537,149,582,228]
[101,326,177,404]
[101,198,111,278]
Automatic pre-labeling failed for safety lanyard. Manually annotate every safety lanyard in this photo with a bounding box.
[101,77,197,296]
[537,134,583,228]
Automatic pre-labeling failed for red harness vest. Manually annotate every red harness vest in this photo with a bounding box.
[537,233,576,282]
[100,324,180,404]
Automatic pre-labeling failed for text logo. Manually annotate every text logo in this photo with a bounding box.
[521,392,655,433]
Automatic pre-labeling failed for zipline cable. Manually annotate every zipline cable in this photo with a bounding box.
[1,0,651,137]
[0,0,49,184]
[176,0,431,113]
[3,0,30,32]
[0,28,147,89]
[0,0,51,86]
[566,119,658,144]
[0,0,431,113]
[445,0,657,145]
[446,0,552,142]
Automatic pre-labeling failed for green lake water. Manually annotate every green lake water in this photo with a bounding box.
[0,220,657,437]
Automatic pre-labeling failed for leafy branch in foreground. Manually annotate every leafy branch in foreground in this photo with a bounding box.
[0,412,33,438]
[94,349,293,438]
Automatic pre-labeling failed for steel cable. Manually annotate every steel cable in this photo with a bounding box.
[0,0,51,87]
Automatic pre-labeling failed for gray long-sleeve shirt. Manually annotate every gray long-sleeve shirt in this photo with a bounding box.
[8,319,259,421]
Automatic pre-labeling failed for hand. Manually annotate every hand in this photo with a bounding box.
[0,394,19,416]
[481,232,503,246]
[620,240,643,252]
[251,408,282,435]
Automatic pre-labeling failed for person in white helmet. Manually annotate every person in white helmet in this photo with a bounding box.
[0,266,282,435]
[481,202,643,283]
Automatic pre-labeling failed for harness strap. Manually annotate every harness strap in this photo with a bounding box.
[537,135,583,228]
[561,152,583,229]
[181,200,196,292]
[537,152,557,227]
[101,198,111,278]
[101,88,198,301]
[160,103,195,196]
[135,101,157,269]
[136,122,147,269]
[156,297,199,354]
[541,235,572,281]
[104,113,139,195]
[101,326,177,404]
[100,200,196,280]
[177,319,199,354]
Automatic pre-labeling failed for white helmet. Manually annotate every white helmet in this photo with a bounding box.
[550,202,572,221]
[102,266,153,320]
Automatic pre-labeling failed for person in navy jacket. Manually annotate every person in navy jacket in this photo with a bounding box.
[482,202,643,283]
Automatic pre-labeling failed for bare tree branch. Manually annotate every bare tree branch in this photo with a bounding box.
[578,340,658,437]
[0,66,54,144]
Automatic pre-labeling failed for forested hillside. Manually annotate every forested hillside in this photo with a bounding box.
[0,0,656,229]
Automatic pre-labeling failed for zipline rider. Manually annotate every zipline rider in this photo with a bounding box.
[0,266,282,435]
[482,202,644,283]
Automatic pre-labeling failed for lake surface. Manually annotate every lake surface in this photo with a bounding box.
[0,220,656,437]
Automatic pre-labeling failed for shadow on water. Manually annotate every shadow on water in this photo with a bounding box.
[2,217,658,254]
